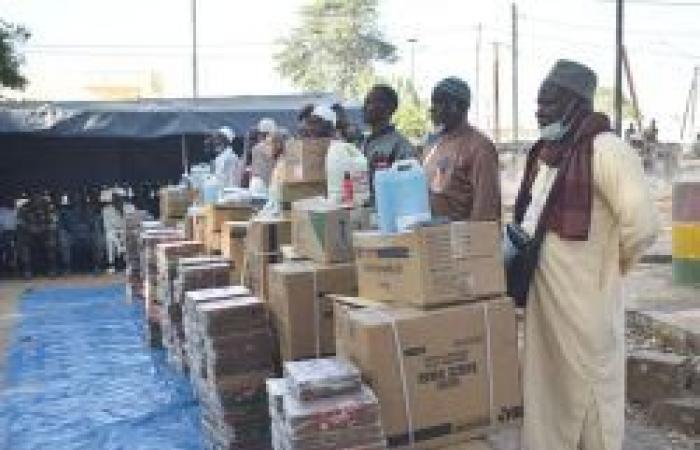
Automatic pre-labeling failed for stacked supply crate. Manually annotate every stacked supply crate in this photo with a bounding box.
[168,257,232,371]
[155,241,204,352]
[267,358,386,450]
[184,290,276,450]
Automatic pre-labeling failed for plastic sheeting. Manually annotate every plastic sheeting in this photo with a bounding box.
[0,283,205,450]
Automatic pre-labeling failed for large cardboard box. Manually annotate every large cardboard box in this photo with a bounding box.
[203,204,254,253]
[291,198,370,264]
[220,221,249,283]
[283,138,330,183]
[268,261,357,361]
[335,297,522,449]
[244,217,292,301]
[353,221,505,308]
[278,181,327,209]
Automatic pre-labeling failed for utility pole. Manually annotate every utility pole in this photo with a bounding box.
[614,0,624,135]
[191,0,199,99]
[475,23,482,126]
[493,42,501,144]
[511,3,519,143]
[408,38,418,87]
[681,67,699,140]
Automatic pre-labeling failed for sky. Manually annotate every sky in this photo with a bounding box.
[1,0,699,140]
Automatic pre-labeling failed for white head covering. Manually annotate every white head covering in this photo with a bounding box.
[217,126,235,143]
[310,105,336,127]
[257,118,277,134]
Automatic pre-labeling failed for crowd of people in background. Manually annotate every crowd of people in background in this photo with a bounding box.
[0,187,152,278]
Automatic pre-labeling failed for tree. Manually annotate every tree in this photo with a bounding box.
[358,75,431,140]
[275,0,397,99]
[594,86,637,123]
[0,20,30,89]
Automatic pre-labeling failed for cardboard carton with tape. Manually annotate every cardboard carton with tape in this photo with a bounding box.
[335,296,522,449]
[243,216,292,301]
[291,197,370,264]
[353,221,505,308]
[268,261,357,361]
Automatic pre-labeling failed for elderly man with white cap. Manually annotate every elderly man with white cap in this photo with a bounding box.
[211,126,244,191]
[515,59,658,450]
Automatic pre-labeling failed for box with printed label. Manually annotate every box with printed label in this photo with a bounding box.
[283,138,331,183]
[243,217,292,301]
[335,296,522,449]
[292,198,370,264]
[268,261,357,361]
[353,221,504,308]
[220,221,249,282]
[203,204,254,253]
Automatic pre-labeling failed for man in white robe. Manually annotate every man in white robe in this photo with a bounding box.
[516,60,659,450]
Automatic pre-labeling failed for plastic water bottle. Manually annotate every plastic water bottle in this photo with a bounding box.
[202,175,221,205]
[393,159,431,231]
[374,168,397,233]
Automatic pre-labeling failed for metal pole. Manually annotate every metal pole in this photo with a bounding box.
[493,42,501,144]
[181,134,189,175]
[475,23,482,126]
[511,3,519,143]
[191,0,199,99]
[615,0,624,135]
[408,38,417,86]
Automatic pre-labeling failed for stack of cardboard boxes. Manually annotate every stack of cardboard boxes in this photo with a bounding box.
[183,289,276,450]
[168,257,232,371]
[138,227,185,346]
[277,139,329,210]
[333,221,522,449]
[123,211,153,300]
[201,202,254,254]
[268,197,369,363]
[267,358,386,450]
[244,216,292,302]
[220,221,249,283]
[155,241,204,351]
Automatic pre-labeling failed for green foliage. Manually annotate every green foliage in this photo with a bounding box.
[594,86,638,121]
[0,20,30,89]
[275,0,397,99]
[358,75,431,140]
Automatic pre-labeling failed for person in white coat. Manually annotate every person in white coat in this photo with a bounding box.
[212,126,244,190]
[514,60,658,450]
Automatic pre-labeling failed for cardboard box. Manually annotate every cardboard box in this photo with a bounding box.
[244,217,292,300]
[353,221,505,308]
[335,297,522,449]
[268,261,357,361]
[220,221,249,283]
[279,181,327,209]
[282,138,330,183]
[159,185,190,220]
[291,198,370,264]
[203,204,254,253]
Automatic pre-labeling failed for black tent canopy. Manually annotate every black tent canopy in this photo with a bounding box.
[0,93,355,197]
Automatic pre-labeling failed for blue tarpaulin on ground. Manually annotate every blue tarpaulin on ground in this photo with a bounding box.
[0,283,204,450]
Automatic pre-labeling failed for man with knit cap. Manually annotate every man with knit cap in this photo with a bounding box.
[516,59,658,450]
[423,76,501,221]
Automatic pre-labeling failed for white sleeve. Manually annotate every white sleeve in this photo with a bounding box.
[593,132,659,274]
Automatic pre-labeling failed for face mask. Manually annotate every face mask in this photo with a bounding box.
[539,121,569,141]
[539,99,578,142]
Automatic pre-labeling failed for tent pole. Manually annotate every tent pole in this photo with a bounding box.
[181,134,189,176]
